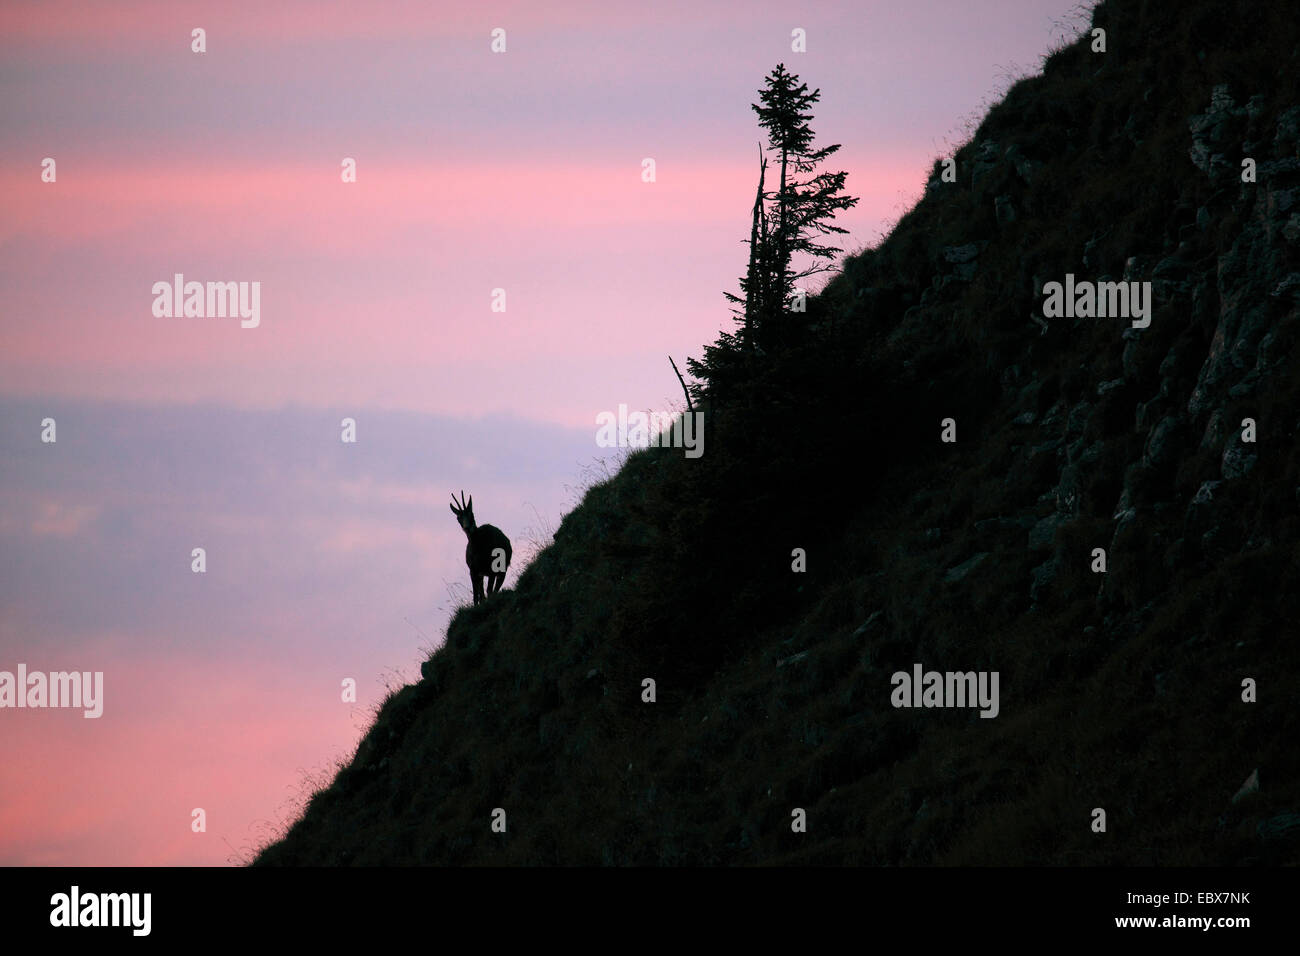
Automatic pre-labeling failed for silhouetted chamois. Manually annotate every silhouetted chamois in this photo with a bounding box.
[449,490,511,604]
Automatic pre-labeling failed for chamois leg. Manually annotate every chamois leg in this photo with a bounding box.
[471,572,484,605]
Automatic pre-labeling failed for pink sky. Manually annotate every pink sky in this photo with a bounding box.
[0,0,1089,864]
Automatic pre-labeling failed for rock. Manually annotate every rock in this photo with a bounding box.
[1039,401,1066,431]
[1201,524,1228,554]
[1134,398,1156,431]
[1187,285,1272,416]
[1232,767,1259,804]
[1030,558,1057,602]
[1029,437,1063,458]
[1012,376,1040,412]
[1058,440,1102,512]
[1083,233,1105,268]
[1163,537,1187,573]
[1192,480,1223,506]
[1142,416,1183,469]
[852,610,885,639]
[1152,255,1193,297]
[1188,141,1211,175]
[1276,106,1300,146]
[1257,814,1300,843]
[1158,346,1181,378]
[1188,86,1247,180]
[1221,444,1258,479]
[1003,143,1041,182]
[1122,339,1142,380]
[1122,111,1142,146]
[776,650,809,668]
[1270,273,1300,300]
[1285,214,1300,245]
[1029,514,1062,551]
[975,516,1029,535]
[1259,157,1300,179]
[944,552,990,583]
[1228,369,1259,397]
[1065,401,1092,441]
[1097,378,1125,396]
[1152,255,1189,278]
[995,194,1017,225]
[1256,332,1279,370]
[1200,409,1228,450]
[970,139,1000,189]
[952,260,978,281]
[943,242,985,264]
[1267,188,1298,217]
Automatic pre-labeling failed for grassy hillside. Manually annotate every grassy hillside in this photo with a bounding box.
[256,0,1300,865]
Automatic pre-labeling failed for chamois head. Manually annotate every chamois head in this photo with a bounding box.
[449,490,476,535]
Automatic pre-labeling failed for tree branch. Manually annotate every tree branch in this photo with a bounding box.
[669,355,695,413]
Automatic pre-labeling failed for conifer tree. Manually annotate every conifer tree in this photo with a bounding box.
[692,64,857,395]
[752,63,858,343]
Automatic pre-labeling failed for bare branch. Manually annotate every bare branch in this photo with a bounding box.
[669,355,694,413]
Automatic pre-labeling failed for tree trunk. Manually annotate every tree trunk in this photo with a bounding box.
[744,145,767,352]
[777,143,789,321]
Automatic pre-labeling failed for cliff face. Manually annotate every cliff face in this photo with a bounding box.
[256,0,1300,866]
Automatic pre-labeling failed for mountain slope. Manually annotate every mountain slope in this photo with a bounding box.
[256,0,1300,865]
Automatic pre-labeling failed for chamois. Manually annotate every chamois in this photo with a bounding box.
[449,491,512,604]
